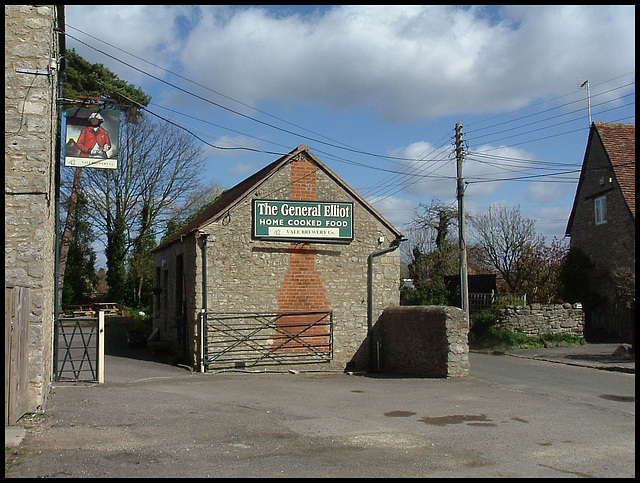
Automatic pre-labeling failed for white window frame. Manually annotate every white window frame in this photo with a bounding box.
[594,195,607,225]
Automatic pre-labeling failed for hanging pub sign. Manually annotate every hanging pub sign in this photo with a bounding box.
[253,199,353,243]
[64,107,120,169]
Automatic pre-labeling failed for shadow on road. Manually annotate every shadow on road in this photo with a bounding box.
[104,317,177,366]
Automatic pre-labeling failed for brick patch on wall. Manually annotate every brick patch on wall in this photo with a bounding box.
[276,157,331,351]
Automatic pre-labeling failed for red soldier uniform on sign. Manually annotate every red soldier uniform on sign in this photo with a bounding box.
[76,112,112,158]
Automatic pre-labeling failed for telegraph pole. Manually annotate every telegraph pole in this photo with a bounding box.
[580,79,592,126]
[455,123,469,321]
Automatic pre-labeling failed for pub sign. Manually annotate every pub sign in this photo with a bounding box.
[253,199,353,243]
[64,107,120,169]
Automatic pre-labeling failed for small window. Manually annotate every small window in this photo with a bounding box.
[594,195,607,225]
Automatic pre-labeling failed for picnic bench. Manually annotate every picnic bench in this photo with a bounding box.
[61,303,123,318]
[93,302,122,316]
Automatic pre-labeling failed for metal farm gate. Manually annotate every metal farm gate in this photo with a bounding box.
[202,311,333,369]
[55,312,104,383]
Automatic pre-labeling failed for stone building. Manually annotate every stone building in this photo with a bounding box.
[5,5,65,412]
[152,145,404,371]
[566,122,635,343]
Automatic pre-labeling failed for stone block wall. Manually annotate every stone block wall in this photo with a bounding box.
[373,306,469,378]
[5,5,62,411]
[497,303,585,338]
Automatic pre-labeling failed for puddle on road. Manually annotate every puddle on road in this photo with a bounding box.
[384,410,416,418]
[599,394,635,402]
[419,414,493,426]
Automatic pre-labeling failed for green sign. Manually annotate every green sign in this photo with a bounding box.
[253,200,353,243]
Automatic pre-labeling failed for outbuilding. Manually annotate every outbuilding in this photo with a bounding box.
[152,145,404,371]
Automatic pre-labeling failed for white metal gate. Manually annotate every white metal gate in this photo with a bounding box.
[55,312,104,382]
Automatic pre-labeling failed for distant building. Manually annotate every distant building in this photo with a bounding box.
[566,122,635,343]
[152,145,404,371]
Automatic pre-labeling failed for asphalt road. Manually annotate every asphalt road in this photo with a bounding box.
[5,348,635,478]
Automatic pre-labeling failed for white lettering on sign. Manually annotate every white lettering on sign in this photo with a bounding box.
[257,202,279,216]
[281,203,321,217]
[259,218,284,226]
[323,204,350,218]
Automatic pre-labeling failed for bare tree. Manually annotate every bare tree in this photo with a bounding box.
[82,113,206,299]
[470,204,544,293]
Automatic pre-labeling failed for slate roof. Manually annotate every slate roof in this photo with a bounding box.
[566,122,635,235]
[155,145,403,250]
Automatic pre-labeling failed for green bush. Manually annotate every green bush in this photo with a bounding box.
[487,326,543,349]
[469,302,586,350]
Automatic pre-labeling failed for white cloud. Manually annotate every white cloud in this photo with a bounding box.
[65,5,634,123]
[177,5,634,122]
[384,141,457,201]
[524,205,573,243]
[369,196,416,233]
[387,141,548,203]
[227,161,260,176]
[525,181,568,204]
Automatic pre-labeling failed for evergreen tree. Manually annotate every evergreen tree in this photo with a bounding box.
[61,192,98,306]
[106,213,127,304]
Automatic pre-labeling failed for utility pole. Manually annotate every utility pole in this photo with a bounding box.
[580,79,592,126]
[455,123,469,322]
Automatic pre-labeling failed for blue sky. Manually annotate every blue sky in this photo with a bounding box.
[64,5,635,254]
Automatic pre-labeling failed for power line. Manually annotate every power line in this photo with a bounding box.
[60,25,635,207]
[61,27,446,165]
[466,91,634,145]
[465,71,635,132]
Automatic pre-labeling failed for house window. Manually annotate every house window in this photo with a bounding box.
[594,195,607,225]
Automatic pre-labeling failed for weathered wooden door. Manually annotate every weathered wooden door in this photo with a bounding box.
[5,286,30,426]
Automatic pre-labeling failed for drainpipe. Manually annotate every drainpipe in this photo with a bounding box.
[367,237,405,372]
[199,232,208,372]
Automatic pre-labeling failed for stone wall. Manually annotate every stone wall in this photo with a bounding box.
[372,306,469,378]
[497,303,585,338]
[5,5,62,411]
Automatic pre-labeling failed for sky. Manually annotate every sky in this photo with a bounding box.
[63,5,635,257]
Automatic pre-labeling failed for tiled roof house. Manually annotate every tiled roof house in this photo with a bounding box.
[566,122,635,343]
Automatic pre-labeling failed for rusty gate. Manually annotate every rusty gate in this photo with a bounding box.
[202,311,333,369]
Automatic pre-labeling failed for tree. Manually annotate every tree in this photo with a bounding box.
[61,191,98,306]
[64,50,151,118]
[559,246,601,306]
[58,167,84,303]
[59,50,151,303]
[517,237,568,303]
[82,113,206,303]
[401,200,460,305]
[162,183,225,241]
[126,202,157,308]
[470,204,544,294]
